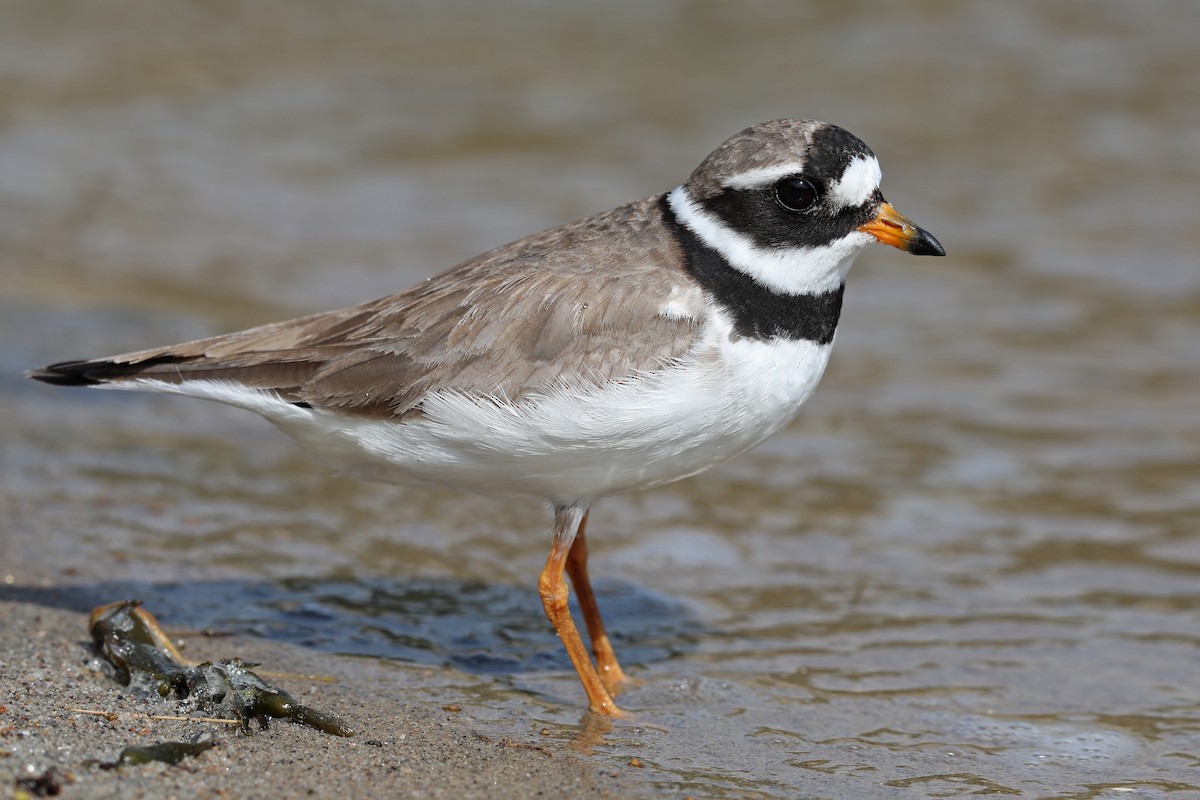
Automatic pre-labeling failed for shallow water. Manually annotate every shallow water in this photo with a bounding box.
[2,1,1199,796]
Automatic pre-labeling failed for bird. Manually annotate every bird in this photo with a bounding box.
[28,119,945,717]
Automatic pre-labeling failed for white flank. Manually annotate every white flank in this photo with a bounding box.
[102,378,311,421]
[828,155,882,209]
[667,186,870,295]
[109,310,834,507]
[285,311,833,504]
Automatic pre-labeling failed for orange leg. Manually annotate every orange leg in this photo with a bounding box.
[538,505,626,717]
[565,511,632,695]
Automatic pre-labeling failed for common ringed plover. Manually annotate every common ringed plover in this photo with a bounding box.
[29,119,945,716]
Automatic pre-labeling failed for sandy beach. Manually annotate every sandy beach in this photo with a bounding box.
[0,591,633,799]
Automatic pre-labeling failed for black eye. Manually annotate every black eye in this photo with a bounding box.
[774,177,819,212]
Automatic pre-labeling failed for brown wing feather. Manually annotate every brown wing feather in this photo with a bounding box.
[37,196,707,418]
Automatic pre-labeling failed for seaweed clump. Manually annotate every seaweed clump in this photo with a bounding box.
[88,600,353,738]
[114,741,218,766]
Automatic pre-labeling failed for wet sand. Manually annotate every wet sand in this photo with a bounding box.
[0,589,633,799]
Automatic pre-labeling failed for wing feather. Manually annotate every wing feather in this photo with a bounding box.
[32,195,709,419]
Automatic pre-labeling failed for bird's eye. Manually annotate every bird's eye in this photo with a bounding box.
[774,177,819,212]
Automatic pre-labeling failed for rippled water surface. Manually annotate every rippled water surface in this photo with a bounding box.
[2,2,1198,796]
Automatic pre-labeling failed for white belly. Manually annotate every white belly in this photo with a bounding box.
[282,330,833,504]
[126,321,835,505]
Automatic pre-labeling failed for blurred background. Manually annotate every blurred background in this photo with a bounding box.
[2,1,1198,796]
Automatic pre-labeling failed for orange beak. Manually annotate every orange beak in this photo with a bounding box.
[858,202,945,256]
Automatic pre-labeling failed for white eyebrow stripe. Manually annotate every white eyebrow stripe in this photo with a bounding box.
[828,155,882,208]
[721,162,808,190]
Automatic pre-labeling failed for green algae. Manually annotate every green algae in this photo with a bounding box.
[89,600,354,739]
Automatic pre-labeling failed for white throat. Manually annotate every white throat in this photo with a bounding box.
[667,186,870,296]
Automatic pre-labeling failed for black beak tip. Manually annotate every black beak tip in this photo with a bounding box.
[911,228,946,257]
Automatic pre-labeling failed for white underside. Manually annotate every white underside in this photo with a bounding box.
[113,311,834,506]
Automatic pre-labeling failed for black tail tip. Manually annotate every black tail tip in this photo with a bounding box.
[26,360,107,387]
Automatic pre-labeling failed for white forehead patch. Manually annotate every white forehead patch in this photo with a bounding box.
[828,155,882,208]
[722,162,807,190]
